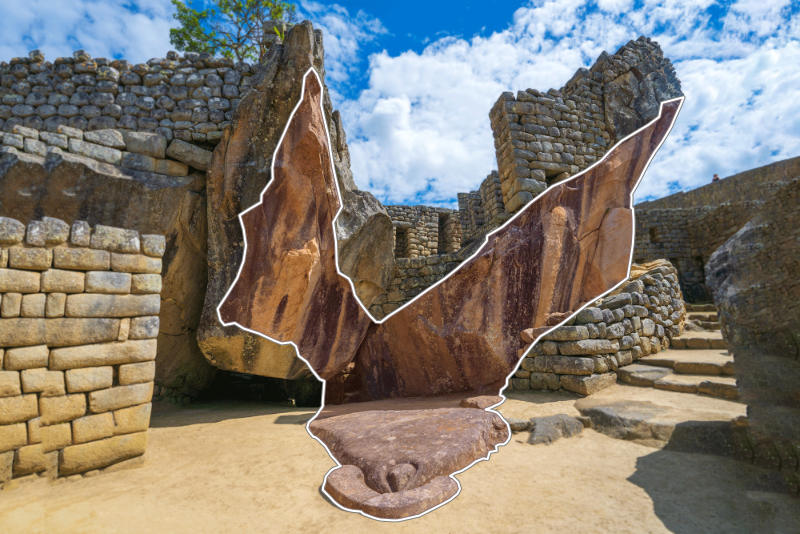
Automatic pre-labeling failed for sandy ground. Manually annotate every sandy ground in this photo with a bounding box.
[0,391,797,534]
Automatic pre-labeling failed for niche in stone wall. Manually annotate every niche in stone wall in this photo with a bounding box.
[437,213,449,254]
[394,226,409,258]
[649,227,661,243]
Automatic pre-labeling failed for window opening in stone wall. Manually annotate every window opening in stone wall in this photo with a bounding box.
[394,227,408,258]
[437,213,449,254]
[649,227,660,243]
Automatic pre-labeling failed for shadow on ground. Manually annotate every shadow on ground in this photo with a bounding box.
[628,421,798,534]
[150,400,317,428]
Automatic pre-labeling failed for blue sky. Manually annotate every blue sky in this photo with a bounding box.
[1,1,799,207]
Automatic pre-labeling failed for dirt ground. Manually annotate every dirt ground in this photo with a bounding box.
[0,392,797,534]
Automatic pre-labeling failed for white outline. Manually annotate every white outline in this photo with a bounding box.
[216,66,683,522]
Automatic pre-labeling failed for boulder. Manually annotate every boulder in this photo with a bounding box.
[706,176,800,490]
[197,21,392,380]
[350,99,681,401]
[216,69,371,379]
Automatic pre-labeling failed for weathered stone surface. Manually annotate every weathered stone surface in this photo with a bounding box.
[65,366,113,392]
[20,293,46,317]
[65,293,160,317]
[165,139,212,170]
[83,129,125,149]
[706,177,800,452]
[110,253,161,274]
[39,393,86,425]
[216,69,371,380]
[618,364,672,386]
[88,382,153,413]
[59,432,147,475]
[20,368,65,396]
[140,235,166,257]
[112,403,151,434]
[0,216,25,244]
[311,407,507,519]
[130,274,161,294]
[0,394,38,424]
[84,271,131,294]
[527,414,584,445]
[351,99,679,401]
[0,423,27,453]
[560,372,617,395]
[91,224,140,253]
[198,22,386,383]
[50,339,156,369]
[72,412,114,443]
[118,361,155,385]
[40,423,72,452]
[53,249,110,271]
[4,345,49,370]
[0,318,120,347]
[41,269,85,293]
[123,131,166,158]
[0,371,21,397]
[0,268,40,293]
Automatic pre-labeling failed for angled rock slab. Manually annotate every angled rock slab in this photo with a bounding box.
[350,98,682,401]
[217,69,371,380]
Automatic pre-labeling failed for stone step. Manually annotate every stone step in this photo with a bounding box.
[653,374,739,400]
[685,303,717,312]
[670,331,728,350]
[690,320,721,330]
[575,384,745,454]
[640,349,735,376]
[688,312,719,321]
[617,364,672,386]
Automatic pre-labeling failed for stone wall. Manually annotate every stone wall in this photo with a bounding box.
[508,260,686,395]
[385,205,461,258]
[0,217,163,484]
[489,36,681,215]
[457,171,508,244]
[0,49,256,145]
[1,124,213,174]
[633,155,800,301]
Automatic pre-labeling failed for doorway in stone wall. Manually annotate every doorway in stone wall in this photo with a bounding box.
[394,226,409,258]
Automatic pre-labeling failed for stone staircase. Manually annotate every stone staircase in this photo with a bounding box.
[617,303,738,400]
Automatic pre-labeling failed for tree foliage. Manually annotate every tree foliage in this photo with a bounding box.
[169,0,296,63]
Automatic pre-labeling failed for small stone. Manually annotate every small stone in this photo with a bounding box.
[527,414,583,445]
[0,217,25,245]
[70,221,92,247]
[140,235,166,257]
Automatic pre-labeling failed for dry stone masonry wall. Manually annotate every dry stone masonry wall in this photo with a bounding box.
[509,261,687,395]
[0,217,163,484]
[633,155,800,301]
[0,49,256,145]
[385,205,461,258]
[489,37,681,217]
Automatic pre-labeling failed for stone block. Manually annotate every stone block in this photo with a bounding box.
[505,190,534,213]
[84,271,131,294]
[0,451,11,482]
[547,355,595,375]
[129,316,159,339]
[83,129,125,148]
[529,372,560,390]
[70,221,92,247]
[20,293,46,317]
[11,249,52,271]
[0,217,25,245]
[89,382,153,413]
[90,225,140,253]
[13,444,56,476]
[0,268,40,293]
[41,269,85,293]
[4,345,49,370]
[0,394,38,424]
[113,403,151,435]
[0,423,27,453]
[560,372,617,395]
[65,294,160,317]
[68,138,122,165]
[166,139,212,170]
[118,361,155,385]
[60,432,147,475]
[39,394,86,425]
[53,248,110,270]
[542,325,589,341]
[0,371,21,397]
[50,339,157,370]
[123,131,166,158]
[72,412,114,443]
[130,274,161,294]
[110,253,161,274]
[0,293,21,317]
[0,318,120,347]
[574,307,603,324]
[41,423,72,452]
[65,366,113,393]
[117,318,130,341]
[141,235,166,257]
[642,318,656,336]
[40,217,70,245]
[558,338,618,355]
[56,125,83,139]
[21,368,65,396]
[45,293,66,317]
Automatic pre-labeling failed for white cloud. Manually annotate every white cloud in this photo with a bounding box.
[0,0,174,63]
[334,0,800,206]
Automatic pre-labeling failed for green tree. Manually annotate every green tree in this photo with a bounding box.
[169,0,296,63]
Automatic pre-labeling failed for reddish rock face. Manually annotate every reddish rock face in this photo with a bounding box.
[351,99,681,401]
[217,70,371,379]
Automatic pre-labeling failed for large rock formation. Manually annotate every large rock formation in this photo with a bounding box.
[350,99,681,401]
[706,176,800,492]
[217,70,371,379]
[197,22,393,379]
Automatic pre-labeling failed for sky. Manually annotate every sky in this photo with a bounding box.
[1,1,798,207]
